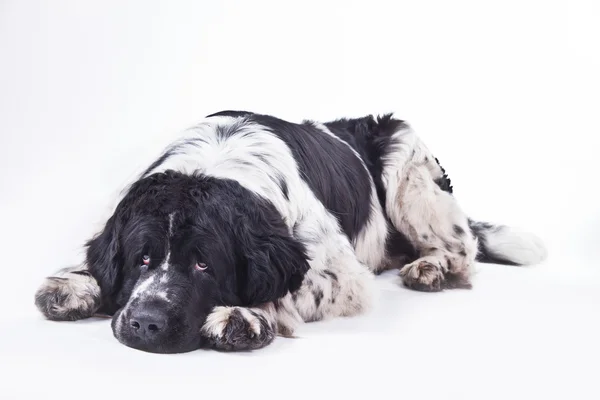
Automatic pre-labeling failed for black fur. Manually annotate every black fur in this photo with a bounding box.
[323,113,407,210]
[433,157,453,194]
[322,114,419,268]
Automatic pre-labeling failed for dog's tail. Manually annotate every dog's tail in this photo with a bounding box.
[469,220,547,266]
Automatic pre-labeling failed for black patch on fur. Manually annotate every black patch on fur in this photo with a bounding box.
[385,221,418,265]
[206,110,253,119]
[304,277,313,288]
[141,148,176,178]
[254,153,270,165]
[453,225,464,236]
[433,157,453,194]
[278,177,289,200]
[70,270,91,276]
[322,270,338,281]
[444,255,451,266]
[314,289,324,308]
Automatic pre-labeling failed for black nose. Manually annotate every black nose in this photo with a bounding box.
[129,309,167,338]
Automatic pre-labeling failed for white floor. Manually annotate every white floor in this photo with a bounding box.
[3,258,599,400]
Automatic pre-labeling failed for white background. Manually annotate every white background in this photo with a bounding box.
[1,1,599,399]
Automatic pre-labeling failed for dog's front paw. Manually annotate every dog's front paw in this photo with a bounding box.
[34,267,101,321]
[201,306,276,351]
[400,259,445,292]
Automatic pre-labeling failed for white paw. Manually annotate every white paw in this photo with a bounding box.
[201,306,275,351]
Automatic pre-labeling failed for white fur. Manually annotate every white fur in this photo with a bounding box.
[482,226,547,265]
[273,295,304,337]
[156,291,170,302]
[145,116,301,226]
[201,305,276,339]
[131,275,155,299]
[201,306,235,337]
[236,307,262,335]
[159,252,170,272]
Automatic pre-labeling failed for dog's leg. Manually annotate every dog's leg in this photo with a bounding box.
[34,265,102,321]
[289,205,376,324]
[201,303,277,351]
[382,126,478,291]
[288,255,375,323]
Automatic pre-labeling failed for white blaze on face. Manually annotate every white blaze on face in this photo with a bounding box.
[124,269,173,311]
[131,275,156,299]
[115,269,171,335]
[161,213,175,272]
[160,252,171,271]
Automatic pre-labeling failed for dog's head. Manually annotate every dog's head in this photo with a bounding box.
[86,171,309,353]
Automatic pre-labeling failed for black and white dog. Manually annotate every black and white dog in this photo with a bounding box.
[34,110,547,353]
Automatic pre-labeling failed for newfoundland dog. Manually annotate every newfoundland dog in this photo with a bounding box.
[34,110,546,353]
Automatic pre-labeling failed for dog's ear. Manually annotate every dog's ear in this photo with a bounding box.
[85,214,123,312]
[235,209,310,306]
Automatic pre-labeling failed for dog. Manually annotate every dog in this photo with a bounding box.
[34,110,547,353]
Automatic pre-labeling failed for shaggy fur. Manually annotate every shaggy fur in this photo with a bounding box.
[34,111,547,353]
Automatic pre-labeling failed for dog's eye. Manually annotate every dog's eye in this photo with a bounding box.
[142,255,150,265]
[195,262,207,271]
